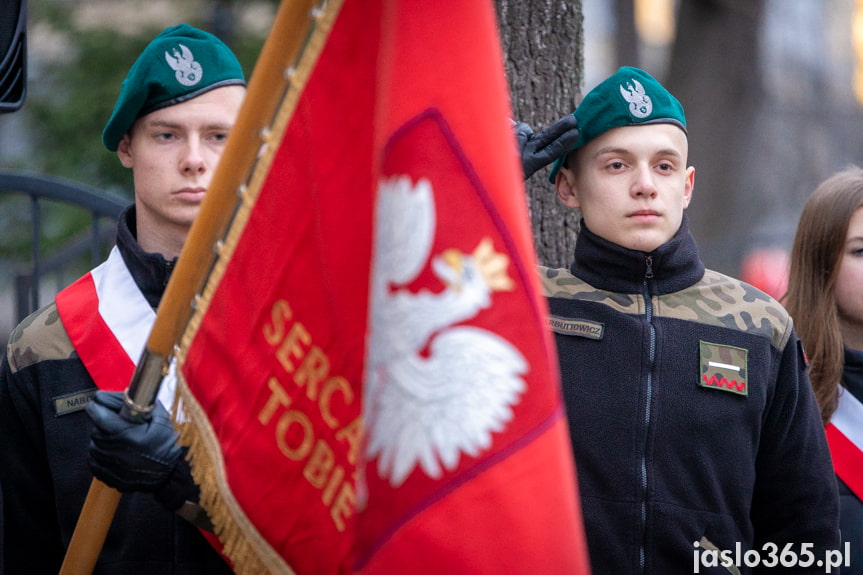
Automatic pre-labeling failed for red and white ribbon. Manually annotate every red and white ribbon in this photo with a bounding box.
[825,388,863,500]
[56,246,177,412]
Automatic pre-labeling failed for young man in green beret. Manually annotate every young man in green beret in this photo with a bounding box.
[537,67,841,573]
[0,24,244,572]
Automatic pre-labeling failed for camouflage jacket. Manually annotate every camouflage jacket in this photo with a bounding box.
[540,217,839,575]
[0,206,231,574]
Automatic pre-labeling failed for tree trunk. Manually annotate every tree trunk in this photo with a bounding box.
[666,0,765,275]
[495,0,584,269]
[614,0,638,69]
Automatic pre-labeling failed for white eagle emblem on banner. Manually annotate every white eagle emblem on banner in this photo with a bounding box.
[364,176,527,488]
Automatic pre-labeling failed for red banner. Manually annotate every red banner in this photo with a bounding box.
[176,1,590,573]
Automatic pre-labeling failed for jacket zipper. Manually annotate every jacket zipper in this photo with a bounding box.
[163,259,175,289]
[639,255,656,573]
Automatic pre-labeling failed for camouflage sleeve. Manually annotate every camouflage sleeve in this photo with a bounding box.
[749,328,841,564]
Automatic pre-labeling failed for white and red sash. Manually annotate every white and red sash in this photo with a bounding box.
[55,246,222,556]
[55,246,176,411]
[825,388,863,501]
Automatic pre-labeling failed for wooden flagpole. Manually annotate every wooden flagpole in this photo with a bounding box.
[59,1,318,572]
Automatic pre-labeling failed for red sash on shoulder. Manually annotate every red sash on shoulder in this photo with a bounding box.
[54,247,226,556]
[55,247,155,391]
[825,389,863,501]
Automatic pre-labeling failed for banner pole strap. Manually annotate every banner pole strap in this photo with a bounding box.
[59,1,320,572]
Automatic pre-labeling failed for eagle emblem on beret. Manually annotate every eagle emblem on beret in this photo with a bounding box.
[619,78,652,119]
[165,44,203,87]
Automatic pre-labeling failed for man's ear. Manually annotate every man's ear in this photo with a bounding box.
[682,165,695,209]
[117,134,134,169]
[555,166,580,209]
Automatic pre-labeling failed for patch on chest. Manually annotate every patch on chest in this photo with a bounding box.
[699,341,748,396]
[547,315,605,340]
[54,389,97,417]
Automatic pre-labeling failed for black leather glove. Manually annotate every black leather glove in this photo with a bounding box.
[514,114,579,180]
[87,390,197,511]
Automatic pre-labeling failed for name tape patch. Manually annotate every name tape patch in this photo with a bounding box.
[54,389,97,417]
[547,315,605,340]
[699,341,748,396]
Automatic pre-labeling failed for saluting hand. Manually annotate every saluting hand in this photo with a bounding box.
[514,114,579,180]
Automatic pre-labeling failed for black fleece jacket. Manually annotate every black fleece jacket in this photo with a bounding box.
[0,206,232,574]
[540,217,840,574]
[838,347,863,574]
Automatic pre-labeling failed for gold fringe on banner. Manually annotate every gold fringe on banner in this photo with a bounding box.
[173,0,345,572]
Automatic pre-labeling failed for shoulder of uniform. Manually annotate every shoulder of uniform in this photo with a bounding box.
[6,302,75,373]
[661,269,793,351]
[538,265,583,298]
[537,264,641,314]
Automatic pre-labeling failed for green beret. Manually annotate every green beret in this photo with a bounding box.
[102,24,246,151]
[548,66,686,182]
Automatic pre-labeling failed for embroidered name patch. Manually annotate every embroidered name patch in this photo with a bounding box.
[699,341,748,396]
[54,389,97,417]
[547,315,605,340]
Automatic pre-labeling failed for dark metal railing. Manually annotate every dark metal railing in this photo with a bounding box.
[0,170,130,323]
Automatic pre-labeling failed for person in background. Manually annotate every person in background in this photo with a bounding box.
[785,165,863,573]
[0,24,245,572]
[530,65,840,573]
